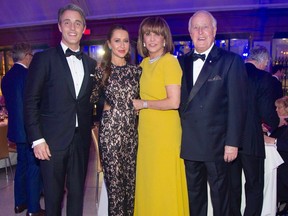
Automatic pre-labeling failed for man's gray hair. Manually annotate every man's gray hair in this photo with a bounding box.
[246,45,270,64]
[11,42,32,63]
[188,10,217,33]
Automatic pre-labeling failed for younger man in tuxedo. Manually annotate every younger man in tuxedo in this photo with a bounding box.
[24,4,97,216]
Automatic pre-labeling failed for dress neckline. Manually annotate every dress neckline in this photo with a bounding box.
[112,63,127,68]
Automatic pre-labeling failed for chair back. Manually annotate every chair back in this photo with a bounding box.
[91,126,103,173]
[8,141,17,153]
[0,125,9,159]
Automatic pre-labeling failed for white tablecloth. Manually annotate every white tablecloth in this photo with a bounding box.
[261,144,283,216]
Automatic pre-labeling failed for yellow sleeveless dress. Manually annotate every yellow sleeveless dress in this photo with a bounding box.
[134,53,189,216]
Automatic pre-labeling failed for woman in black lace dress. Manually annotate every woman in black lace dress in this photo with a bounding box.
[90,24,141,216]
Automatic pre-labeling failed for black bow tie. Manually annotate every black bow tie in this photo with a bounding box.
[193,53,206,61]
[65,48,83,60]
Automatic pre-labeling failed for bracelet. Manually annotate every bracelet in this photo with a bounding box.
[274,138,277,145]
[143,100,148,109]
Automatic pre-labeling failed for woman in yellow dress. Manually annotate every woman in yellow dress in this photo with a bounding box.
[132,17,189,216]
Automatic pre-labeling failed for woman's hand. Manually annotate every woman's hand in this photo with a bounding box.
[133,99,145,111]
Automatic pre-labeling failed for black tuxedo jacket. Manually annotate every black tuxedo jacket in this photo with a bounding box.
[240,63,279,157]
[270,125,288,153]
[270,125,288,171]
[24,45,97,150]
[271,75,283,101]
[1,64,27,143]
[178,45,248,161]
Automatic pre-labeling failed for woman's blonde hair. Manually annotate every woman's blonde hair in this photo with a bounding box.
[275,96,288,114]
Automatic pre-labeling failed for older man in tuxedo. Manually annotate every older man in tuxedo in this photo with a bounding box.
[229,45,279,216]
[178,10,248,216]
[2,43,44,216]
[24,4,97,216]
[271,64,284,101]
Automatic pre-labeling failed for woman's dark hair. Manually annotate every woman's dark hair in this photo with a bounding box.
[100,24,131,87]
[137,16,174,57]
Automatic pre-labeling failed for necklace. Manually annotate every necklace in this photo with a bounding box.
[149,55,162,64]
[112,60,126,67]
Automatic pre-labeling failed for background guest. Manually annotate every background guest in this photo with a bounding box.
[271,64,285,100]
[264,96,288,215]
[24,4,96,216]
[133,16,189,216]
[1,42,44,216]
[90,24,141,216]
[178,10,247,216]
[230,45,279,216]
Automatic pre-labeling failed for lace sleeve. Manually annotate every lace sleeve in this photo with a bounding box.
[90,67,103,104]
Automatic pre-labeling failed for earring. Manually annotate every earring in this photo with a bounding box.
[143,43,146,47]
[163,42,166,47]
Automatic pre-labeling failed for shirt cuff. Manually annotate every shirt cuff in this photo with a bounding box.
[32,138,46,148]
[274,138,277,148]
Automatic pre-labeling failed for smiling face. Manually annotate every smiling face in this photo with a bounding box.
[143,31,165,58]
[108,29,130,63]
[189,11,216,53]
[58,10,86,50]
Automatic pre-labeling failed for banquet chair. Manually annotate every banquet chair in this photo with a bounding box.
[91,125,103,203]
[8,141,17,153]
[0,125,14,179]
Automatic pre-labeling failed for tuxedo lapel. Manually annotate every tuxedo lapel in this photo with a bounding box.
[184,45,220,111]
[184,52,194,93]
[78,55,90,99]
[56,45,77,99]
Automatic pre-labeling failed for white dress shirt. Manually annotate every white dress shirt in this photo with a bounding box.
[32,42,84,147]
[193,44,214,85]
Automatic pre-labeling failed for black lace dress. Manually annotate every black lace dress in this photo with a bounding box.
[91,63,141,216]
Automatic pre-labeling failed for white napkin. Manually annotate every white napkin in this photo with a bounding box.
[261,144,284,216]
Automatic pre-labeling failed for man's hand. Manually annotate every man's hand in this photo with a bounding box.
[262,123,271,133]
[224,145,238,162]
[33,142,51,160]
